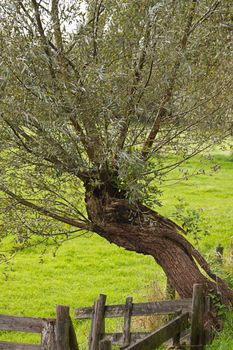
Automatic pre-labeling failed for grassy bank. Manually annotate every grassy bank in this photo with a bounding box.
[0,152,233,348]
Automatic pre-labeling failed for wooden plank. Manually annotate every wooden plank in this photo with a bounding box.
[41,319,56,350]
[0,341,41,350]
[102,333,150,345]
[69,317,79,350]
[89,294,106,350]
[172,309,182,346]
[190,284,205,350]
[56,305,70,350]
[0,315,53,333]
[122,297,133,347]
[99,340,112,350]
[89,300,98,349]
[74,299,192,319]
[123,313,189,350]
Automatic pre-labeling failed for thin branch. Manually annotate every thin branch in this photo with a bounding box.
[2,116,90,181]
[50,0,69,75]
[38,182,88,222]
[0,186,91,231]
[92,0,103,60]
[116,16,153,152]
[10,70,40,99]
[19,0,80,79]
[65,2,106,56]
[31,0,56,79]
[18,1,35,25]
[155,134,230,177]
[152,105,223,154]
[189,0,220,35]
[145,146,210,180]
[141,0,198,159]
[69,114,96,163]
[51,0,64,53]
[49,40,81,80]
[137,60,154,105]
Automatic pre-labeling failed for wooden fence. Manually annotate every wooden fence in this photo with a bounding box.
[74,284,211,350]
[0,284,212,350]
[0,305,79,350]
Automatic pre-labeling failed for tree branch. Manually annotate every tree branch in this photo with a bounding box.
[92,0,103,60]
[19,0,79,80]
[0,186,91,231]
[153,132,230,177]
[142,0,198,159]
[51,0,64,53]
[152,104,223,154]
[31,0,56,79]
[50,0,69,75]
[2,116,90,181]
[18,0,35,25]
[189,0,220,35]
[116,16,153,152]
[69,114,96,163]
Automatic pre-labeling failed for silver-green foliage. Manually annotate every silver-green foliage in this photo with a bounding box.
[0,0,232,256]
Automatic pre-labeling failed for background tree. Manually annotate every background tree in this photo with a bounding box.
[0,0,233,303]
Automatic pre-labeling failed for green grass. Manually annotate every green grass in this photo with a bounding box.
[0,152,233,348]
[158,152,233,252]
[0,236,162,347]
[206,312,233,350]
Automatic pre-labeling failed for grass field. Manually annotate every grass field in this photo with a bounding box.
[0,151,233,349]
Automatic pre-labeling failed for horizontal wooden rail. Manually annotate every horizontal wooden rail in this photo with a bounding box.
[0,304,79,350]
[123,312,189,350]
[0,341,41,349]
[75,299,192,319]
[0,314,56,333]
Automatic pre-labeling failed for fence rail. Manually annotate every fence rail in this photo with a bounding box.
[0,306,78,350]
[124,312,190,350]
[0,314,55,333]
[74,298,192,319]
[0,341,41,349]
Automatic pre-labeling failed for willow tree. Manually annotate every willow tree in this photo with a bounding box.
[0,1,233,303]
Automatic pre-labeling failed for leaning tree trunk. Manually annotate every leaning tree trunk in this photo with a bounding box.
[86,190,233,306]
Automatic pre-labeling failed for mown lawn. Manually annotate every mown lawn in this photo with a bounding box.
[0,151,233,348]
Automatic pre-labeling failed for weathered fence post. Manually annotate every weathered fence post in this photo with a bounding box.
[122,297,133,348]
[56,305,70,350]
[41,319,56,350]
[190,284,205,350]
[89,294,107,350]
[99,340,112,350]
[172,309,182,347]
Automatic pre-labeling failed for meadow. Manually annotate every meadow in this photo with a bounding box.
[0,151,233,349]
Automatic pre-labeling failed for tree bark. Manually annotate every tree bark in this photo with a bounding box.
[85,190,233,306]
